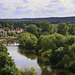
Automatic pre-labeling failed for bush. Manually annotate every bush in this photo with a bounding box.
[21,68,38,75]
[38,33,66,56]
[0,44,18,75]
[19,32,38,49]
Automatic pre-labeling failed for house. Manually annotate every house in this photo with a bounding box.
[0,28,23,35]
[0,28,7,35]
[7,28,23,34]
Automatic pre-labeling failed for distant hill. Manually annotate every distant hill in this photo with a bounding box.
[0,17,75,24]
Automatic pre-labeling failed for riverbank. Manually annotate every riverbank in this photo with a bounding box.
[0,37,18,41]
[0,39,75,75]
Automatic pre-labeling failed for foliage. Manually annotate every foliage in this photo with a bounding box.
[65,35,75,45]
[39,21,52,32]
[0,44,38,75]
[0,44,8,53]
[0,21,25,29]
[39,21,53,35]
[38,33,66,56]
[36,33,75,71]
[1,20,74,72]
[7,32,14,36]
[19,32,38,49]
[21,68,38,75]
[50,43,75,71]
[25,24,39,37]
[0,44,18,75]
[68,24,75,35]
[0,35,9,38]
[57,22,69,35]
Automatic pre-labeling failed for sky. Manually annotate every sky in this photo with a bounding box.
[0,0,75,18]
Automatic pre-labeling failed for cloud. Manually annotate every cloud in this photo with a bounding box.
[0,0,75,18]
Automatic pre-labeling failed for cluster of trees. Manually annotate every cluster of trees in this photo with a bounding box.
[1,17,75,23]
[37,33,75,71]
[0,44,18,75]
[57,22,75,35]
[19,32,38,49]
[0,21,25,30]
[23,21,75,37]
[24,21,53,37]
[0,44,37,75]
[0,20,75,73]
[0,21,75,35]
[0,21,25,37]
[19,21,75,72]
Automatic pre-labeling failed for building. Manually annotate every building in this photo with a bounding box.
[0,28,23,35]
[7,28,23,34]
[0,28,7,35]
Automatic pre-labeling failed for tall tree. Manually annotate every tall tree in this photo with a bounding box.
[25,24,39,37]
[57,22,69,35]
[39,21,52,33]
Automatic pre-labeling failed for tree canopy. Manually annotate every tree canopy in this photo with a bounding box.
[19,32,38,49]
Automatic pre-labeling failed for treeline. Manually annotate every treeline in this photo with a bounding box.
[0,21,25,30]
[0,44,37,75]
[0,21,75,36]
[19,21,75,72]
[23,21,75,37]
[1,17,75,23]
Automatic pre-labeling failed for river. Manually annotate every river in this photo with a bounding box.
[2,40,75,75]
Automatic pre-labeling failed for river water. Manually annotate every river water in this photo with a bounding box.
[2,40,75,75]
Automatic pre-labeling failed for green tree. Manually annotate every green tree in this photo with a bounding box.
[38,33,66,56]
[0,24,2,28]
[21,68,38,75]
[39,21,52,34]
[57,22,69,35]
[65,35,75,45]
[0,44,18,75]
[25,24,39,37]
[54,44,75,70]
[69,24,75,35]
[69,43,75,58]
[19,32,38,49]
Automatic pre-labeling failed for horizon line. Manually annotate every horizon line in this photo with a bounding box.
[0,16,75,19]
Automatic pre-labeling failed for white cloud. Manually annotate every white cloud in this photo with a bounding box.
[0,0,75,18]
[60,0,74,8]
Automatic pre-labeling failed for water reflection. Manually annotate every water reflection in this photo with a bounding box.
[18,47,75,75]
[41,69,75,75]
[1,39,75,75]
[18,48,37,60]
[1,39,19,46]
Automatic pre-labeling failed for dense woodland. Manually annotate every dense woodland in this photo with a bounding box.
[0,21,25,29]
[19,21,75,72]
[1,17,75,23]
[0,21,75,75]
